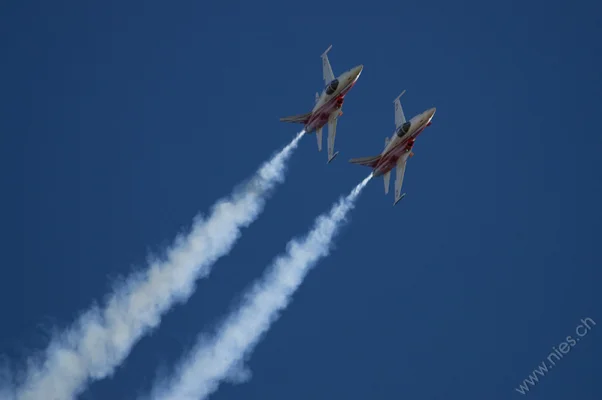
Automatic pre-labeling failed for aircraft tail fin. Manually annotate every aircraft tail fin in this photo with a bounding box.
[280,111,312,124]
[349,154,382,168]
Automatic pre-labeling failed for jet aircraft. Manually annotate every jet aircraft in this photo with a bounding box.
[280,45,363,163]
[349,90,436,205]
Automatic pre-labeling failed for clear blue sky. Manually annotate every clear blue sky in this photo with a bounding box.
[1,0,601,399]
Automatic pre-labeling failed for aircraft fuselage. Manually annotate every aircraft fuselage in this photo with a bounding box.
[304,65,363,133]
[372,107,436,177]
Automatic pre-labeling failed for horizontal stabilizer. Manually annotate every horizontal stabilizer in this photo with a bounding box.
[349,154,381,168]
[280,112,311,124]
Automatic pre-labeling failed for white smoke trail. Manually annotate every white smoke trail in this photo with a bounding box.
[6,131,305,400]
[148,173,372,400]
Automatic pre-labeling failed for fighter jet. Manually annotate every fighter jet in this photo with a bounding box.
[280,45,363,163]
[349,90,436,205]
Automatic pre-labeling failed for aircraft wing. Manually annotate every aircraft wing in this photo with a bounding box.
[321,45,335,85]
[316,126,323,152]
[384,170,391,194]
[394,152,410,204]
[327,115,339,163]
[394,90,407,130]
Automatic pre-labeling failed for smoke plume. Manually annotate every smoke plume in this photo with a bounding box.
[149,174,372,400]
[7,132,305,400]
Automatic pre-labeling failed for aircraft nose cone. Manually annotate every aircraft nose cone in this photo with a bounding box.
[354,64,364,77]
[428,107,436,117]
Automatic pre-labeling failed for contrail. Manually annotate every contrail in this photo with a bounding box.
[148,173,372,400]
[5,131,305,400]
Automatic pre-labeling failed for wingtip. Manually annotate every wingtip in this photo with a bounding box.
[393,89,406,103]
[327,151,339,164]
[394,193,406,205]
[322,44,333,57]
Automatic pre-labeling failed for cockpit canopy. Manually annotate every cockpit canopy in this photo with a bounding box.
[325,79,339,95]
[397,121,412,136]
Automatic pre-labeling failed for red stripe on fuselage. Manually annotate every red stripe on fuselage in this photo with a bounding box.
[373,124,428,175]
[305,81,357,132]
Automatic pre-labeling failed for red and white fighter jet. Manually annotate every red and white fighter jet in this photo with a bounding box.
[349,90,436,205]
[280,45,363,163]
